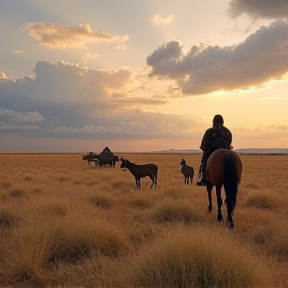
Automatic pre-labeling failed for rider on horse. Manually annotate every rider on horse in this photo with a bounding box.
[197,114,233,186]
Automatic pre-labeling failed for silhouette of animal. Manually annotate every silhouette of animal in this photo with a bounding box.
[205,149,242,229]
[180,159,194,184]
[95,154,119,167]
[82,152,98,166]
[112,155,119,167]
[120,158,158,189]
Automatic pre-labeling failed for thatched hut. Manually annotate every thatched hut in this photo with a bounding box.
[97,147,119,167]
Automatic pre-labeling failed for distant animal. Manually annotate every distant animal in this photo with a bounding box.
[82,152,98,166]
[120,158,158,189]
[205,149,242,229]
[180,159,194,184]
[112,155,119,167]
[93,153,119,167]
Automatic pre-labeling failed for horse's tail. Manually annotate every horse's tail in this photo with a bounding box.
[223,155,238,211]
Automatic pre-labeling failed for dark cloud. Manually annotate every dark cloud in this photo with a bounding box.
[0,61,202,140]
[146,20,288,95]
[228,0,288,19]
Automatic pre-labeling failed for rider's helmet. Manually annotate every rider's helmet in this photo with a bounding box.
[213,114,224,125]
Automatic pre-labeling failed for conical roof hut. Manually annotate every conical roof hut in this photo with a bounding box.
[100,146,112,154]
[98,146,114,163]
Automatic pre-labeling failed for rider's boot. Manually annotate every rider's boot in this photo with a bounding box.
[196,163,206,186]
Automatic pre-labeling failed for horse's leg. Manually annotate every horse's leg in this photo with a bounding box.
[135,178,140,189]
[223,155,238,229]
[225,196,234,229]
[215,185,223,222]
[148,174,154,188]
[206,182,213,212]
[226,202,234,229]
[149,174,157,188]
[154,175,157,188]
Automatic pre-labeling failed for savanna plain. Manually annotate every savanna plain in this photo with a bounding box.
[0,153,288,288]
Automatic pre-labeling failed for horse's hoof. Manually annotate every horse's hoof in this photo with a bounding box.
[226,218,234,229]
[217,214,223,222]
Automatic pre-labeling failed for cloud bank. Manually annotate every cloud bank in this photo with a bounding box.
[146,20,288,95]
[0,61,202,141]
[228,0,288,19]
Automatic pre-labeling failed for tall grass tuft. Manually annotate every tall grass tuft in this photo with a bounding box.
[56,254,124,288]
[252,224,274,245]
[163,188,181,199]
[127,226,271,288]
[0,208,20,229]
[50,216,129,262]
[150,198,202,224]
[8,188,26,198]
[89,192,115,209]
[129,195,153,209]
[243,189,283,210]
[1,181,12,189]
[36,200,68,218]
[2,217,59,282]
[268,227,288,262]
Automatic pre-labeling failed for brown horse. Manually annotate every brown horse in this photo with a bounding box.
[205,149,242,229]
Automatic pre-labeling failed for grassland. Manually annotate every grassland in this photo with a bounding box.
[0,152,288,288]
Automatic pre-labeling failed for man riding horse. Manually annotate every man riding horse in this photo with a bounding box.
[197,114,233,186]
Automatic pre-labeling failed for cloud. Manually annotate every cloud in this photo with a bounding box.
[116,45,126,50]
[23,23,129,48]
[83,52,98,60]
[151,14,174,25]
[146,20,288,95]
[0,61,202,141]
[0,108,44,132]
[228,0,288,19]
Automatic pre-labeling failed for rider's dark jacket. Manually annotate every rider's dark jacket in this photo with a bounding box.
[200,123,232,154]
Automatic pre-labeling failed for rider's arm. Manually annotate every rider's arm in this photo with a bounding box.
[200,129,211,151]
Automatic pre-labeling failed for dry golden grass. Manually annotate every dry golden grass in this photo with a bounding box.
[127,226,270,288]
[0,152,287,288]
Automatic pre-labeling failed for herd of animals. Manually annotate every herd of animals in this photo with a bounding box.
[82,152,119,168]
[82,151,194,189]
[82,148,242,229]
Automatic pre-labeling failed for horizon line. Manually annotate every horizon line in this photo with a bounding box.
[0,147,287,154]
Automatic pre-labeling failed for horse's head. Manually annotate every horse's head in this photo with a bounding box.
[180,159,186,165]
[120,157,128,170]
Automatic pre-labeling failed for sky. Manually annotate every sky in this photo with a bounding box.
[0,0,288,152]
